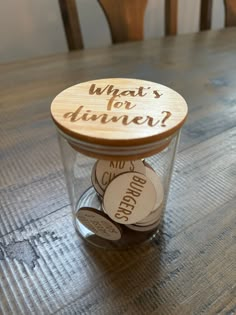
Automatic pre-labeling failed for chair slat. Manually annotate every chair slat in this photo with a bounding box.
[58,0,83,50]
[98,0,148,43]
[200,0,213,31]
[165,0,177,36]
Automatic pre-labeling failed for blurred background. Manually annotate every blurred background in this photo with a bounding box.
[0,0,225,63]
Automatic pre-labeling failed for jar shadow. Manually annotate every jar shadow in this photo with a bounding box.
[82,234,164,295]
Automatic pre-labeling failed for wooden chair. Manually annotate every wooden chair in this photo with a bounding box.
[59,0,236,51]
[58,0,177,50]
[200,0,236,31]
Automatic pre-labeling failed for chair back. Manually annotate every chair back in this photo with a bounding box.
[200,0,236,30]
[59,0,177,50]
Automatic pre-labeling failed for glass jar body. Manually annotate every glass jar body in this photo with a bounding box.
[58,132,180,249]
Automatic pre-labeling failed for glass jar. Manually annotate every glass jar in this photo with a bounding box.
[51,78,187,249]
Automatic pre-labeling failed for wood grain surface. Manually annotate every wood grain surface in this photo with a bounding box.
[51,78,188,146]
[0,28,236,315]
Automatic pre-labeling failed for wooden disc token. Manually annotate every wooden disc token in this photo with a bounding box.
[76,207,122,240]
[101,202,108,214]
[143,165,164,211]
[103,172,156,224]
[135,204,163,226]
[91,161,104,196]
[96,159,145,191]
[126,218,161,232]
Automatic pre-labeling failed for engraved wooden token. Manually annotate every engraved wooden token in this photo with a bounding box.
[135,204,163,226]
[51,78,188,160]
[103,172,156,224]
[91,161,104,196]
[96,159,145,191]
[76,207,122,240]
[126,218,161,232]
[143,165,164,210]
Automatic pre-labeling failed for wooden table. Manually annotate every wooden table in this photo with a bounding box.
[0,28,235,315]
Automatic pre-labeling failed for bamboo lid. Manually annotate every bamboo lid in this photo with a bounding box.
[51,78,187,147]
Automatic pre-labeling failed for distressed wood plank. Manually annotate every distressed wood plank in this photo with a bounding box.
[0,191,235,314]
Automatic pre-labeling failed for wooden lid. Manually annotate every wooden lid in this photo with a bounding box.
[51,78,187,147]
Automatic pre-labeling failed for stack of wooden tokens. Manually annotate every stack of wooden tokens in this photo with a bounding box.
[77,159,164,241]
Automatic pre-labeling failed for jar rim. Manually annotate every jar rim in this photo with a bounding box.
[57,127,178,160]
